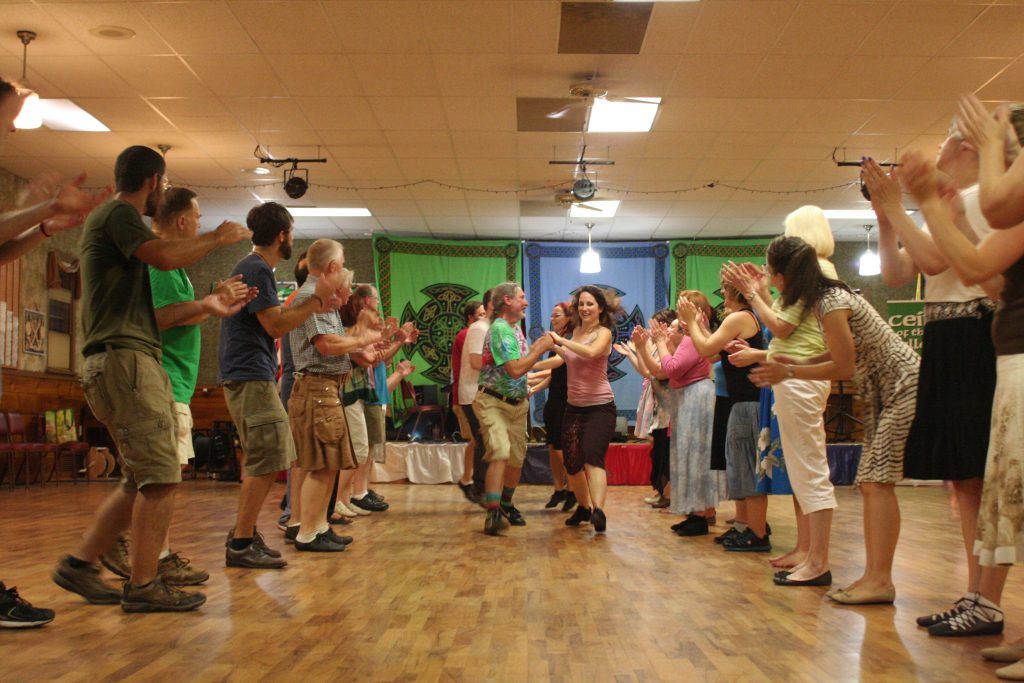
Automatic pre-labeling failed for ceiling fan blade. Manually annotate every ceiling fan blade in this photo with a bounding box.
[546,106,572,119]
[576,203,603,212]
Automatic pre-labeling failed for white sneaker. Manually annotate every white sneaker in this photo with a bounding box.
[643,494,661,504]
[333,502,358,518]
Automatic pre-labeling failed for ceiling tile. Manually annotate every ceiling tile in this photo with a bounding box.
[182,131,258,158]
[336,157,404,179]
[418,1,512,53]
[186,55,288,97]
[228,1,338,55]
[71,97,175,131]
[265,54,362,98]
[385,131,455,159]
[467,199,519,217]
[102,55,211,97]
[297,97,380,130]
[859,100,956,135]
[457,158,522,181]
[321,1,431,53]
[377,216,430,233]
[149,97,243,132]
[641,2,700,54]
[634,158,699,181]
[139,2,258,55]
[749,56,847,99]
[44,2,173,55]
[667,54,760,98]
[220,98,312,133]
[858,4,982,57]
[685,1,798,55]
[945,6,1024,59]
[397,157,460,180]
[432,54,514,97]
[897,57,1013,101]
[1,4,90,56]
[691,158,759,182]
[442,97,517,132]
[348,54,441,97]
[642,133,715,159]
[824,56,929,100]
[654,99,737,132]
[27,55,129,98]
[790,99,882,135]
[977,60,1024,101]
[319,130,389,155]
[368,97,448,131]
[512,1,560,54]
[771,3,889,56]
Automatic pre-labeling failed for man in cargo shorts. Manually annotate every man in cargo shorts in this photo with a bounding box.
[219,202,338,568]
[51,145,250,612]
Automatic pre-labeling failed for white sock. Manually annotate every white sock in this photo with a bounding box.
[976,595,1004,621]
[353,491,368,500]
[287,522,300,529]
[316,522,330,536]
[734,522,748,533]
[296,530,318,544]
[159,548,171,560]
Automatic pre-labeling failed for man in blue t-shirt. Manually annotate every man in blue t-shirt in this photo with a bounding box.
[219,202,337,569]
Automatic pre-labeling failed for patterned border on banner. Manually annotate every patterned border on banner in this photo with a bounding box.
[524,241,670,422]
[374,236,520,318]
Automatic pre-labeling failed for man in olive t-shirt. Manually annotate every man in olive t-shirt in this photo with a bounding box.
[52,146,251,614]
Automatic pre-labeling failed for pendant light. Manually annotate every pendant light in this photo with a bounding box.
[13,30,42,129]
[580,222,601,273]
[858,224,880,277]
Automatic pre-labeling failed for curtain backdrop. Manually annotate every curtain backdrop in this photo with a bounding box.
[670,238,772,312]
[373,235,521,388]
[523,241,670,424]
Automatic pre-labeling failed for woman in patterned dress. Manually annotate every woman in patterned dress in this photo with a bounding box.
[750,236,920,602]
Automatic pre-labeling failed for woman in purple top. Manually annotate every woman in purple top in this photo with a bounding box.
[546,286,620,533]
[641,290,724,538]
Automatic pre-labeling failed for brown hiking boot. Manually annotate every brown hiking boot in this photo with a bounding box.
[100,536,131,580]
[225,541,287,569]
[121,576,206,613]
[51,556,121,605]
[158,552,209,586]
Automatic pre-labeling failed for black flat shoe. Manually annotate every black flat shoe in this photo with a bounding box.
[565,506,591,526]
[773,571,832,587]
[591,508,607,533]
[561,492,578,513]
[545,490,567,509]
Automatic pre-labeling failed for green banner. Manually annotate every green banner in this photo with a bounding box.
[886,300,925,355]
[669,239,771,310]
[373,235,521,387]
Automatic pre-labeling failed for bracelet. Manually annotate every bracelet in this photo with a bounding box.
[40,222,52,238]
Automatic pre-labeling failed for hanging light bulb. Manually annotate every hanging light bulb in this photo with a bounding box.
[13,30,42,130]
[858,224,880,276]
[580,223,601,273]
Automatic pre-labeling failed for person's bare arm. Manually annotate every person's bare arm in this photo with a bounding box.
[750,310,856,385]
[135,220,251,271]
[500,336,555,379]
[959,95,1024,229]
[549,327,612,360]
[312,330,383,357]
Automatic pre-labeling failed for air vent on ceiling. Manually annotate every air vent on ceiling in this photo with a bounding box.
[558,2,653,55]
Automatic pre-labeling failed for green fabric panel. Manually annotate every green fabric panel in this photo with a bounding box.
[372,235,521,389]
[669,239,772,309]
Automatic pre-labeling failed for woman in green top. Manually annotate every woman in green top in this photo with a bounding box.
[724,245,836,588]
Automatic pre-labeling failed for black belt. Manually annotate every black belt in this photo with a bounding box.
[83,343,132,357]
[481,387,523,406]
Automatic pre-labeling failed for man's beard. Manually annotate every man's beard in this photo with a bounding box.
[279,241,292,261]
[143,188,160,218]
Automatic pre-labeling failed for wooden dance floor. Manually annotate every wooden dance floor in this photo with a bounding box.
[2,481,1020,681]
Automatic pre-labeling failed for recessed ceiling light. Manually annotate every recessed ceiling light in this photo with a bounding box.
[242,167,271,175]
[587,97,661,133]
[569,200,619,218]
[822,209,914,220]
[287,207,372,217]
[88,25,136,40]
[37,99,109,132]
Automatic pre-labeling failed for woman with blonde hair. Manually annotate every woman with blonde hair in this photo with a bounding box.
[783,205,838,280]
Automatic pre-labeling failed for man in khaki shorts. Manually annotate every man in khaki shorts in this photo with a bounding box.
[52,145,251,612]
[219,203,338,568]
[474,282,553,535]
[285,249,381,551]
[99,187,255,586]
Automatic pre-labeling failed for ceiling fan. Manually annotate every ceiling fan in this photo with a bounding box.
[545,81,657,120]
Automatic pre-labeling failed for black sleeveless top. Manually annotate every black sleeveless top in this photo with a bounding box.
[547,353,568,402]
[719,310,764,402]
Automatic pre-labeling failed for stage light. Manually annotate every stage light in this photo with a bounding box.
[858,225,881,277]
[284,175,308,199]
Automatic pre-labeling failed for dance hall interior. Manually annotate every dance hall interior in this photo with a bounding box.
[2,2,1024,682]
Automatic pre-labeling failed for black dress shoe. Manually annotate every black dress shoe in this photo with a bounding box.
[674,515,709,537]
[351,495,389,512]
[366,489,386,503]
[324,529,353,546]
[283,526,299,545]
[561,491,578,512]
[295,532,346,553]
[565,506,591,526]
[500,504,526,526]
[773,571,832,587]
[545,490,567,509]
[591,507,607,533]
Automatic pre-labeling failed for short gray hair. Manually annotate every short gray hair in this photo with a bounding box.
[489,281,521,319]
[307,239,344,271]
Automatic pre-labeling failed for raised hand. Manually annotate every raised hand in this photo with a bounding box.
[213,220,252,246]
[213,274,250,305]
[649,320,668,343]
[21,170,62,207]
[898,149,940,202]
[721,261,756,295]
[862,158,902,212]
[677,297,698,324]
[52,174,112,217]
[397,360,415,377]
[532,333,555,353]
[957,94,1006,154]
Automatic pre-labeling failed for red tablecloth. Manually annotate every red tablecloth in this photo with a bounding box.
[605,442,652,486]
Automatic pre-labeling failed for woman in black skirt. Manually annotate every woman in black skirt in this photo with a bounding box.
[865,146,1001,626]
[529,302,577,512]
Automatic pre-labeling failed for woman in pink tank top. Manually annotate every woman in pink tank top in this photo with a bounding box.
[545,286,621,533]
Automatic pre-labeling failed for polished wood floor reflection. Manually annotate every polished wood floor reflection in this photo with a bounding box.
[1,481,1020,682]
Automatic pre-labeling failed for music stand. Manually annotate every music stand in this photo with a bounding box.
[825,380,863,443]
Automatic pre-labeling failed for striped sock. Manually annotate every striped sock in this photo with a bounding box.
[485,493,500,511]
[500,486,516,510]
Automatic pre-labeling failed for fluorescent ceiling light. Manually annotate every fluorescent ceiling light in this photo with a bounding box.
[37,99,109,132]
[287,207,371,217]
[822,209,913,220]
[569,200,619,218]
[14,92,42,129]
[587,97,660,133]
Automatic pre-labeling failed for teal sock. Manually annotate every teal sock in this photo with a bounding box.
[485,493,500,511]
[500,486,516,509]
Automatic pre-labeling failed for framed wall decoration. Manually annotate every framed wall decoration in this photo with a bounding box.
[23,308,45,356]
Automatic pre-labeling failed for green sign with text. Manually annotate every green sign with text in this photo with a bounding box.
[887,300,925,355]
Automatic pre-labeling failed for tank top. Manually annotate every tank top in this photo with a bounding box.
[719,310,764,402]
[547,353,568,402]
[563,334,614,407]
[994,253,1024,356]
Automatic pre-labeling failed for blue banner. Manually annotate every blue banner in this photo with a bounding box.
[523,241,671,425]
